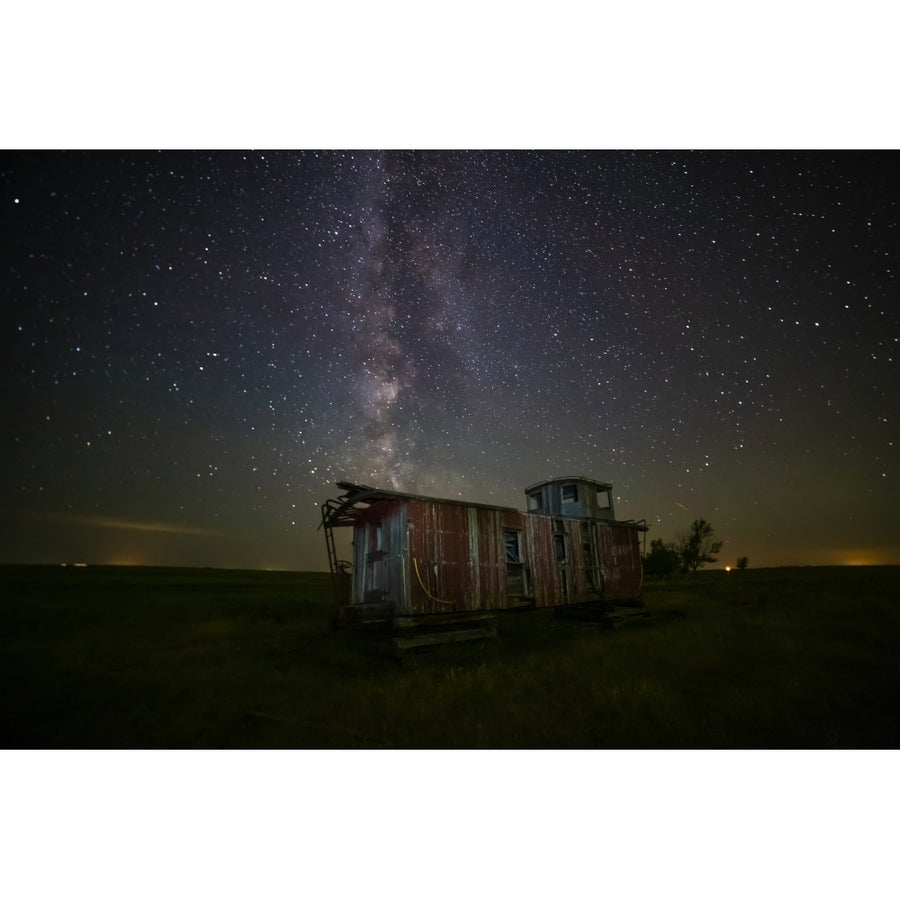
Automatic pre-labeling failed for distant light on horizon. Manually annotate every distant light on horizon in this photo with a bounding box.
[838,551,892,567]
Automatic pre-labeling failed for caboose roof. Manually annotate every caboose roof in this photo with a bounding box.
[320,481,518,529]
[524,475,613,493]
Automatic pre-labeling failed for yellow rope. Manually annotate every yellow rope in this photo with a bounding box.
[412,556,454,605]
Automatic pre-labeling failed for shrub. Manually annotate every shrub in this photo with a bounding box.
[643,539,681,578]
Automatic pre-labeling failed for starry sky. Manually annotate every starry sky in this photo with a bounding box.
[2,150,897,570]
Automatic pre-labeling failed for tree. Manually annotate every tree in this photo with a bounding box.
[677,518,723,575]
[736,556,749,571]
[643,538,681,578]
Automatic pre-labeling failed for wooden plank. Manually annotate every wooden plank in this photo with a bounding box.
[392,623,498,650]
[393,612,496,630]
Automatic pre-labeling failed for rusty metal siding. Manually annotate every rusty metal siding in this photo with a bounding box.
[614,523,643,597]
[405,499,431,613]
[524,517,643,604]
[597,524,619,596]
[431,502,473,613]
[350,495,644,614]
[566,517,593,603]
[596,522,643,599]
[472,506,505,609]
[404,499,516,614]
[522,514,557,607]
[559,518,589,603]
[406,499,460,614]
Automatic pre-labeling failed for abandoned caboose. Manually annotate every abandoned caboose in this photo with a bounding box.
[321,476,648,643]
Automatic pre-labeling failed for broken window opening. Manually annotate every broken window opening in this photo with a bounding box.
[504,529,527,598]
[554,532,567,564]
[504,530,522,563]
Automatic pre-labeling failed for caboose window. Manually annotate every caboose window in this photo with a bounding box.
[554,533,567,563]
[504,530,522,562]
[561,484,578,506]
[504,530,527,598]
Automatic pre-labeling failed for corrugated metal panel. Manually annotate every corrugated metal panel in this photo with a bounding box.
[350,499,408,609]
[351,517,366,603]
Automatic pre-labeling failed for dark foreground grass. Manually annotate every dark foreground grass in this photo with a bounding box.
[2,564,898,748]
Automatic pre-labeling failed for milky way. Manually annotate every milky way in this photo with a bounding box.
[2,150,897,569]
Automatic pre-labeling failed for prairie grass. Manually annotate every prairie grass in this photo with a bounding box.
[1,564,898,748]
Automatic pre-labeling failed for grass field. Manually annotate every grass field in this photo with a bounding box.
[2,563,898,748]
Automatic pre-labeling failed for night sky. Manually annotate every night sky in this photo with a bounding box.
[2,150,897,570]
